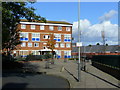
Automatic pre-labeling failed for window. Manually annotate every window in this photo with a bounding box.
[32,51,40,55]
[34,43,39,47]
[64,51,71,58]
[40,25,44,30]
[32,33,40,41]
[19,51,28,57]
[21,42,26,47]
[55,50,61,58]
[58,26,62,31]
[20,33,28,41]
[43,46,46,49]
[43,35,50,39]
[55,43,59,48]
[43,43,47,45]
[31,25,35,29]
[66,27,70,31]
[60,43,64,48]
[49,26,54,30]
[54,34,61,42]
[28,43,32,47]
[66,43,71,48]
[64,34,71,42]
[21,24,26,29]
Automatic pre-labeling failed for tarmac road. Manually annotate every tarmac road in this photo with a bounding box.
[2,73,70,89]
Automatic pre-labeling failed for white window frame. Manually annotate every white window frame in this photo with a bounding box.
[66,27,71,31]
[54,34,61,42]
[49,26,54,30]
[32,33,40,38]
[64,51,71,56]
[43,46,47,49]
[34,43,39,47]
[58,26,62,31]
[21,42,26,47]
[40,25,44,30]
[31,25,35,29]
[20,33,28,38]
[43,35,50,39]
[32,51,40,55]
[60,43,64,48]
[55,43,59,48]
[56,50,61,56]
[21,24,26,29]
[28,43,32,47]
[66,43,71,48]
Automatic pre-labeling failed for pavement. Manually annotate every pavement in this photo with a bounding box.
[25,59,120,88]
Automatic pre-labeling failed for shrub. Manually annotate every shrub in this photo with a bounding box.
[25,55,43,61]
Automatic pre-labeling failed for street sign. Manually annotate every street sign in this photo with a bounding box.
[76,42,82,47]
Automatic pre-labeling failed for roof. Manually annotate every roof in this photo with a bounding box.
[72,44,119,53]
[20,19,72,25]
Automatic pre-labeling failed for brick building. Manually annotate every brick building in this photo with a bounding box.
[13,19,73,59]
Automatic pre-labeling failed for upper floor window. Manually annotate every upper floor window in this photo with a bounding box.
[32,33,40,38]
[31,25,35,29]
[49,26,54,30]
[64,34,71,42]
[66,27,71,31]
[55,43,59,48]
[54,34,61,42]
[20,33,28,41]
[66,43,71,48]
[28,43,32,47]
[40,25,44,30]
[58,26,62,31]
[60,43,64,48]
[21,42,26,47]
[34,43,39,47]
[43,35,50,39]
[32,33,40,41]
[21,24,26,29]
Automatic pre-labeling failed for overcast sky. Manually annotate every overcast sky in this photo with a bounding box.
[27,2,118,46]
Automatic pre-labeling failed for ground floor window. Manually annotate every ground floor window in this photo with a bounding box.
[64,51,71,58]
[55,50,61,58]
[31,51,40,55]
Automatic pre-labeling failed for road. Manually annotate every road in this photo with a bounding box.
[2,73,70,89]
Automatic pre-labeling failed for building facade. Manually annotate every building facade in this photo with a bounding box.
[14,20,72,59]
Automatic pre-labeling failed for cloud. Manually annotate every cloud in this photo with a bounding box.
[99,10,117,23]
[72,19,118,45]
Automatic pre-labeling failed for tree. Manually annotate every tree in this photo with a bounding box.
[2,2,46,56]
[46,34,56,64]
[96,43,100,45]
[106,43,108,46]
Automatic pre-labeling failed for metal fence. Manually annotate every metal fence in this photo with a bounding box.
[92,55,120,69]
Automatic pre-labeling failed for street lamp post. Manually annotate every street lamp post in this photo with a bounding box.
[78,0,81,82]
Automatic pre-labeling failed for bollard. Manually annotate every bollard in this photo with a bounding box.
[60,66,65,72]
[45,60,50,69]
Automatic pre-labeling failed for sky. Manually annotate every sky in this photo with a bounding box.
[27,2,118,46]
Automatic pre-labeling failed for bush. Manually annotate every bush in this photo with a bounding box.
[43,53,52,59]
[68,58,79,60]
[15,56,26,61]
[25,55,43,61]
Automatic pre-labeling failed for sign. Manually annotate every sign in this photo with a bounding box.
[76,42,82,47]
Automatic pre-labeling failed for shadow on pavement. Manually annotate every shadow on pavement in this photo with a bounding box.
[84,71,120,88]
[64,68,79,82]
